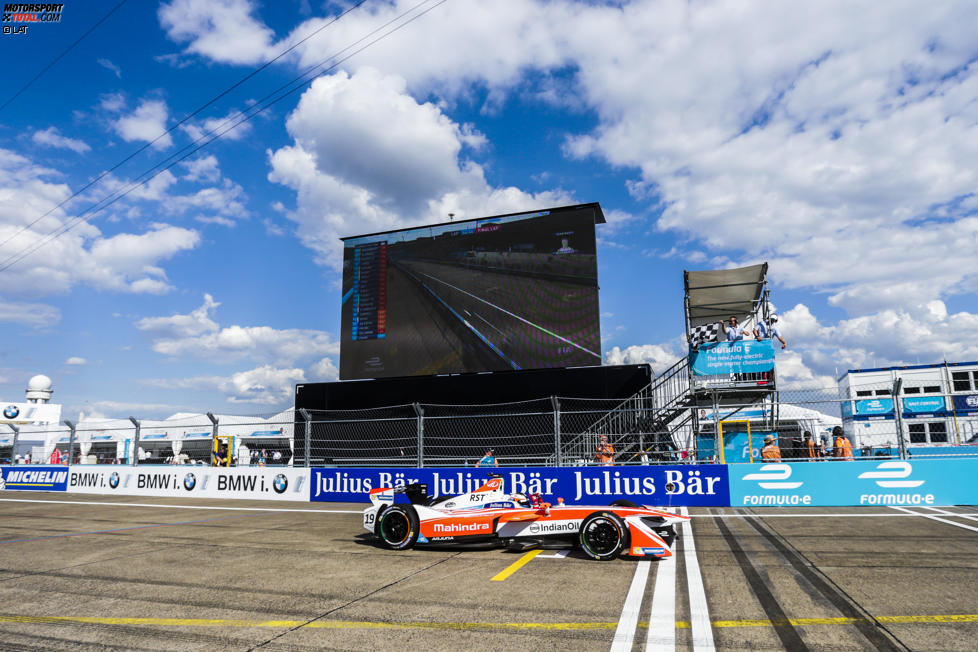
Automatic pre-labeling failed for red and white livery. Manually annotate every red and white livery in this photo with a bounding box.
[362,474,688,560]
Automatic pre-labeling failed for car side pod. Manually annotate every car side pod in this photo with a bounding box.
[622,515,674,558]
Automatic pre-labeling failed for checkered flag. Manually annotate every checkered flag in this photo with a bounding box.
[689,322,721,350]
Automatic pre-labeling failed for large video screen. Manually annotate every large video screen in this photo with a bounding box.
[339,204,603,380]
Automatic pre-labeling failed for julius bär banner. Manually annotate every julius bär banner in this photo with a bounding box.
[311,465,731,506]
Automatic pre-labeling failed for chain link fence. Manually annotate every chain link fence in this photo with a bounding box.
[3,378,976,468]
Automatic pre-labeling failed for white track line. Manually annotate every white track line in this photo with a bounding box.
[680,507,715,651]
[537,550,570,559]
[646,545,676,650]
[921,506,978,523]
[890,506,978,533]
[610,560,651,652]
[0,497,361,514]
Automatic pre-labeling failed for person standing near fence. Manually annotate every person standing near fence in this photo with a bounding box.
[832,426,854,460]
[595,435,615,466]
[761,434,781,461]
[476,448,497,468]
[804,431,816,460]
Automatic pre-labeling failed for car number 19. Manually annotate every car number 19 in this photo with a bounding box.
[364,511,376,528]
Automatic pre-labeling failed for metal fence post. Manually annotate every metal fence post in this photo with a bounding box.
[551,396,561,467]
[64,420,76,466]
[413,403,424,468]
[892,378,907,460]
[129,417,140,466]
[207,412,219,465]
[300,409,312,468]
[8,424,19,461]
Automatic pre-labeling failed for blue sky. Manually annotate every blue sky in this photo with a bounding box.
[1,0,977,419]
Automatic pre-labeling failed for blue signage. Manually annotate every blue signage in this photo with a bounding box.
[1,465,69,492]
[728,458,978,507]
[690,340,774,376]
[310,466,731,506]
[952,394,978,414]
[902,396,947,417]
[850,398,894,417]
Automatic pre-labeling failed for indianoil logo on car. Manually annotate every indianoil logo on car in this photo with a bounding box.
[858,461,934,505]
[740,463,813,506]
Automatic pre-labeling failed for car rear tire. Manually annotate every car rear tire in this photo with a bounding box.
[579,511,629,561]
[377,504,420,550]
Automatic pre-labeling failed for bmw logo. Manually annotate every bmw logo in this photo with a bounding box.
[183,473,196,491]
[3,405,18,419]
[272,474,288,494]
[108,472,120,489]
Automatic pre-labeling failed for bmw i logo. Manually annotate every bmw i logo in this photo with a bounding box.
[108,472,120,489]
[272,474,288,494]
[3,405,18,419]
[183,473,196,491]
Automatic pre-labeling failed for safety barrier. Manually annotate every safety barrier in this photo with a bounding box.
[4,460,978,506]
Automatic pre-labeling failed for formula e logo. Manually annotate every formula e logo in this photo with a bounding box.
[108,472,120,489]
[741,463,802,489]
[183,473,196,491]
[272,474,288,494]
[857,461,924,488]
[3,405,18,419]
[967,395,978,408]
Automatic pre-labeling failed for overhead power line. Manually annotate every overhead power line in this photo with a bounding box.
[0,0,371,252]
[0,0,450,275]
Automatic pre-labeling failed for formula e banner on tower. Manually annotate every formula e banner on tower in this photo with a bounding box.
[689,340,774,376]
[66,466,309,501]
[310,465,731,506]
[729,459,978,507]
[1,465,68,491]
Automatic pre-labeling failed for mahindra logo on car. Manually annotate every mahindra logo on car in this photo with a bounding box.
[857,461,924,488]
[432,522,491,534]
[741,463,802,489]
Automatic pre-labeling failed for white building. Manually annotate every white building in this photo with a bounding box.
[838,361,978,449]
[1,374,64,461]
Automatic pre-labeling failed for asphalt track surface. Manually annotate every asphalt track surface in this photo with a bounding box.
[1,493,976,651]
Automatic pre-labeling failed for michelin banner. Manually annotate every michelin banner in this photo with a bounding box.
[1,465,69,491]
[66,465,309,501]
[729,458,978,507]
[310,465,731,506]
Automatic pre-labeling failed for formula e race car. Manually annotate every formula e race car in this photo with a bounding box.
[362,475,688,560]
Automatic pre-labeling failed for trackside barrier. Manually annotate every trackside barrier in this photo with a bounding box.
[63,465,310,501]
[1,465,69,491]
[729,458,978,507]
[309,465,732,506]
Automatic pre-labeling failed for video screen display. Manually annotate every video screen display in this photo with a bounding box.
[339,204,603,380]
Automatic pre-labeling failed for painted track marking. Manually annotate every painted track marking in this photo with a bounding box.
[891,506,978,533]
[680,506,715,651]
[1,613,975,630]
[610,560,651,651]
[646,546,676,650]
[537,549,570,559]
[491,549,541,581]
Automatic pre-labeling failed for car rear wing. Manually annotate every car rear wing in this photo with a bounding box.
[368,482,429,507]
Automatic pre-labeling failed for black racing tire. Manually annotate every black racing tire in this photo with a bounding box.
[610,499,640,508]
[376,504,420,550]
[579,511,630,561]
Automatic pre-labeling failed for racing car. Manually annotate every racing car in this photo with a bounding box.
[362,474,688,560]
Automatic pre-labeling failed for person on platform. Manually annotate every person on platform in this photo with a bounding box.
[595,435,615,466]
[832,426,854,460]
[761,434,782,461]
[212,443,228,467]
[476,448,498,468]
[724,316,750,341]
[754,314,787,349]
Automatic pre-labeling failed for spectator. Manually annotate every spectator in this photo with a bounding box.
[476,448,498,468]
[49,447,62,465]
[250,449,259,467]
[820,430,831,458]
[724,316,750,341]
[760,434,781,461]
[272,450,283,464]
[804,431,816,460]
[832,426,854,460]
[754,314,787,349]
[258,449,267,467]
[594,435,615,466]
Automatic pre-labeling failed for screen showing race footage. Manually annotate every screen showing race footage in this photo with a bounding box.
[339,205,602,380]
